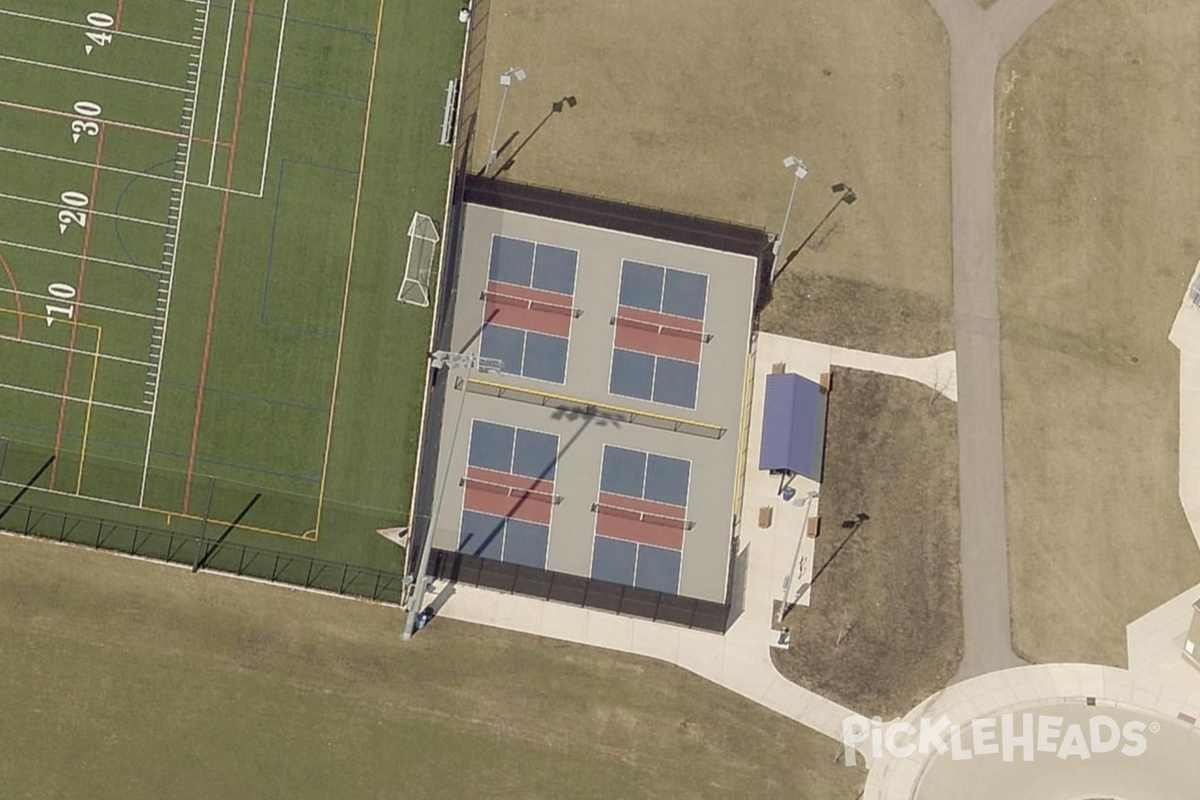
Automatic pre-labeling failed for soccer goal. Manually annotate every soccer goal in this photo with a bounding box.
[397,212,440,307]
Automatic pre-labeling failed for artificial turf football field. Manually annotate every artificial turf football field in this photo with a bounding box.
[0,0,463,572]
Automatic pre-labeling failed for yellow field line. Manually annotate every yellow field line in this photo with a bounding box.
[311,0,387,541]
[75,326,102,495]
[145,505,313,541]
[0,306,102,334]
[466,377,726,433]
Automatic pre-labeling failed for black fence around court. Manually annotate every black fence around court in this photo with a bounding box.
[429,548,732,633]
[1,502,407,604]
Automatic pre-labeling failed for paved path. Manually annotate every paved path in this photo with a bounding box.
[862,662,1200,799]
[926,0,1062,680]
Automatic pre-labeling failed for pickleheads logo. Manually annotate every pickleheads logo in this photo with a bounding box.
[841,713,1156,767]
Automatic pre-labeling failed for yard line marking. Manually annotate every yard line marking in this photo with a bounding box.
[75,327,103,494]
[257,0,289,197]
[0,246,23,340]
[0,191,167,228]
[2,334,152,368]
[0,8,198,49]
[207,0,238,186]
[184,180,259,198]
[140,0,212,505]
[0,99,186,139]
[0,287,158,322]
[0,240,167,276]
[0,55,190,93]
[182,0,255,514]
[0,382,149,414]
[312,0,387,538]
[51,123,107,490]
[0,146,182,184]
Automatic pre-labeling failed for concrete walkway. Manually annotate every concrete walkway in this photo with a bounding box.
[926,0,1063,681]
[862,662,1200,799]
[432,333,961,764]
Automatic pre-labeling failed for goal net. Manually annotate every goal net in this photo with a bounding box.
[397,212,440,307]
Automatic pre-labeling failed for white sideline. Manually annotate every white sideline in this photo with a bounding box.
[206,0,237,186]
[257,0,289,198]
[139,0,213,504]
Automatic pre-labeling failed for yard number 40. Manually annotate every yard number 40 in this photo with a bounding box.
[84,12,114,55]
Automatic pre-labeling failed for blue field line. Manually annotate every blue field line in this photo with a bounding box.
[171,0,377,44]
[198,68,368,104]
[114,157,177,285]
[259,159,356,340]
[159,377,330,414]
[0,418,319,484]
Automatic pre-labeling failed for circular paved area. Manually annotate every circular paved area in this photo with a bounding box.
[916,704,1199,800]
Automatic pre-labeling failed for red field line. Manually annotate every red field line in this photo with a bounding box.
[48,124,107,490]
[182,0,256,513]
[0,246,24,340]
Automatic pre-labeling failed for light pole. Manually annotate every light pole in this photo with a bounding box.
[485,66,528,174]
[779,489,819,622]
[402,349,504,640]
[772,155,809,269]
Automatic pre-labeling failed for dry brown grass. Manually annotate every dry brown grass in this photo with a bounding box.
[771,369,961,719]
[467,0,953,354]
[998,0,1200,665]
[0,533,865,799]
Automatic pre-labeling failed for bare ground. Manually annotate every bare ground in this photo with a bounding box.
[998,0,1200,665]
[466,0,953,355]
[771,369,962,719]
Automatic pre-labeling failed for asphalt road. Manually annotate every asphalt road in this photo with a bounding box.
[924,0,1063,680]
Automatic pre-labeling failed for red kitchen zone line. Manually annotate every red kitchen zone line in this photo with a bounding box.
[463,466,555,525]
[483,280,573,338]
[614,305,704,362]
[594,491,686,550]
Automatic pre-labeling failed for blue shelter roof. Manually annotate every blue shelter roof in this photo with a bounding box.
[758,373,827,481]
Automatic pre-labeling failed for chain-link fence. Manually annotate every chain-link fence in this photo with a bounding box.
[0,500,406,603]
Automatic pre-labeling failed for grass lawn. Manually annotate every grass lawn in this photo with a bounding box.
[0,533,865,799]
[998,0,1200,664]
[464,0,953,355]
[771,369,961,719]
[0,0,461,572]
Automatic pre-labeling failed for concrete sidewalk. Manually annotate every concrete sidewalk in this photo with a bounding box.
[431,332,960,763]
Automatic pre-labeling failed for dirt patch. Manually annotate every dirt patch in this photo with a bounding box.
[997,0,1200,665]
[771,369,962,719]
[468,0,953,354]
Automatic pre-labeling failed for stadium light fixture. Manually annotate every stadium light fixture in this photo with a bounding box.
[403,350,504,640]
[772,155,809,263]
[486,67,529,174]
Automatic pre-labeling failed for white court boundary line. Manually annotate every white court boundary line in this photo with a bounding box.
[0,9,200,49]
[0,146,182,184]
[0,287,157,322]
[0,382,149,415]
[257,0,289,197]
[206,0,237,186]
[139,0,213,504]
[0,54,190,93]
[1,334,153,368]
[0,192,166,228]
[0,240,167,276]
